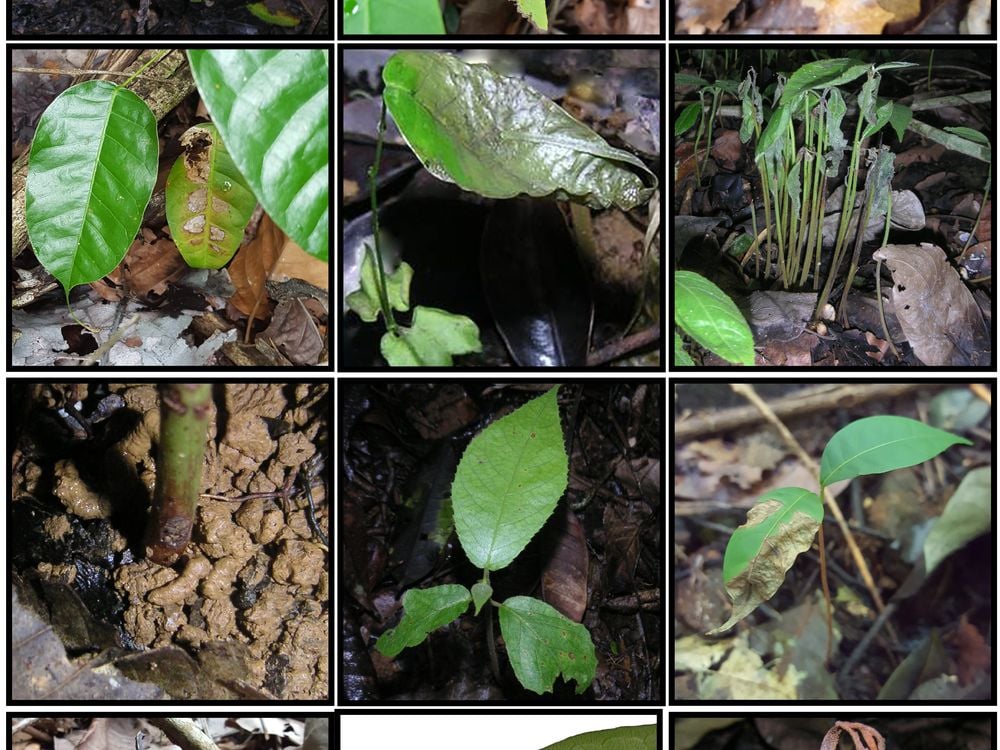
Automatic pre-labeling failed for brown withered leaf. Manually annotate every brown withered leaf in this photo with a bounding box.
[873,243,990,366]
[540,504,589,623]
[742,0,901,33]
[707,488,822,635]
[676,0,741,33]
[228,215,282,318]
[258,298,325,366]
[950,614,991,686]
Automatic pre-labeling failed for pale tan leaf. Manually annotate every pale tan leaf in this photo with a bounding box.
[873,243,990,366]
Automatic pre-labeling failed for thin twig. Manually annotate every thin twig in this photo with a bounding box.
[729,384,900,649]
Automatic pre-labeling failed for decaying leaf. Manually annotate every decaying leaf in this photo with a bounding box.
[166,123,256,270]
[675,0,741,33]
[707,487,823,634]
[741,0,904,34]
[873,243,990,366]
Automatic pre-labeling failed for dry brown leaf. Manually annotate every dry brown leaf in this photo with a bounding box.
[743,0,896,33]
[676,0,741,33]
[258,298,325,365]
[228,216,284,317]
[621,0,660,33]
[950,614,991,686]
[270,240,330,290]
[575,0,614,32]
[873,243,991,366]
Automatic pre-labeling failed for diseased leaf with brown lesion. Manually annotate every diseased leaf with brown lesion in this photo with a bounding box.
[707,487,823,634]
[166,123,257,270]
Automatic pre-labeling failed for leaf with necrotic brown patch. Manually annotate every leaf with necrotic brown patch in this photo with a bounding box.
[707,487,823,634]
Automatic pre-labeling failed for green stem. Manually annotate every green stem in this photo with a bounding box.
[144,383,213,566]
[369,98,397,334]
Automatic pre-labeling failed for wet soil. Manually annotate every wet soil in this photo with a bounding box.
[10,383,329,700]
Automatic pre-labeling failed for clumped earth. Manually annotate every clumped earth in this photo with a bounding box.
[10,383,329,700]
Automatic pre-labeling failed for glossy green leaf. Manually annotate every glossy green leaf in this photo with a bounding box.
[498,596,596,694]
[512,0,548,28]
[165,123,256,269]
[375,584,471,658]
[674,271,755,366]
[452,386,568,571]
[674,102,701,136]
[924,467,991,574]
[779,58,870,107]
[187,49,328,262]
[380,306,482,366]
[820,416,971,486]
[343,0,445,34]
[25,80,158,297]
[541,725,656,750]
[708,488,823,634]
[471,581,492,616]
[382,51,657,211]
[344,247,412,323]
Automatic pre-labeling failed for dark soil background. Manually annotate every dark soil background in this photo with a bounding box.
[11,0,329,36]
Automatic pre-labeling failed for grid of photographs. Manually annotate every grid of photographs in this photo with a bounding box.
[4,3,996,750]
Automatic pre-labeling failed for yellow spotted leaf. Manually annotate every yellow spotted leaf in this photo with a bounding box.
[165,123,257,269]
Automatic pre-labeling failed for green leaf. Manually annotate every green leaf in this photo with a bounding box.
[674,332,695,366]
[674,271,755,366]
[861,99,894,140]
[187,49,328,262]
[779,58,870,107]
[25,80,158,297]
[498,596,596,694]
[345,248,412,323]
[245,1,301,25]
[165,123,257,269]
[343,0,446,34]
[511,0,548,29]
[819,416,971,486]
[471,581,492,616]
[451,386,568,571]
[375,584,471,658]
[381,51,656,211]
[541,725,656,750]
[674,102,701,136]
[708,488,823,635]
[888,102,913,142]
[943,126,991,148]
[924,467,991,574]
[380,306,482,366]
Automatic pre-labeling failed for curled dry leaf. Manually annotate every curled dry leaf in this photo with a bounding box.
[821,722,885,750]
[707,487,823,635]
[873,243,990,366]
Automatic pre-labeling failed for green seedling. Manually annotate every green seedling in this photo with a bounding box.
[708,415,970,659]
[144,383,213,566]
[375,386,598,694]
[348,51,656,366]
[541,725,655,750]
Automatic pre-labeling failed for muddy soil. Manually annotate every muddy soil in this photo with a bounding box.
[10,383,329,700]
